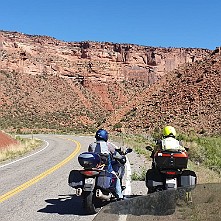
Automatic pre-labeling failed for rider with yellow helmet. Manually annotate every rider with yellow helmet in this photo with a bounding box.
[156,126,186,151]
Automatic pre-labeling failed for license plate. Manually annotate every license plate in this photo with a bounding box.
[85,178,94,184]
[166,178,177,188]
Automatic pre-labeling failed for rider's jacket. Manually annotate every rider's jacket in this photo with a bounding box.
[156,137,186,151]
[88,141,123,159]
[88,140,115,154]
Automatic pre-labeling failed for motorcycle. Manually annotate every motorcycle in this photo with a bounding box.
[145,145,197,194]
[68,147,132,214]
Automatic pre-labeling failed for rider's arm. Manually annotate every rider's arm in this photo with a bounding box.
[178,140,187,151]
[154,139,162,151]
[107,142,123,160]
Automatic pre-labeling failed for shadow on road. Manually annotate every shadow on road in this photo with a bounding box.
[93,183,221,221]
[38,194,86,215]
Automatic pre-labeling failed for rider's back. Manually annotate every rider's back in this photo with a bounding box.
[161,137,185,151]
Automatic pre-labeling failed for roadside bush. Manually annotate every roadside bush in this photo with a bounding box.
[131,166,146,181]
[180,134,221,173]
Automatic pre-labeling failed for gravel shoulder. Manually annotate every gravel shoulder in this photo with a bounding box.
[125,149,151,196]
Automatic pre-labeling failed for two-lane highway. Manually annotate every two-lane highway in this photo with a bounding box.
[0,134,96,221]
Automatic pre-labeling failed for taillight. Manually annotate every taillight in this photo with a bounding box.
[166,171,177,175]
[80,170,100,176]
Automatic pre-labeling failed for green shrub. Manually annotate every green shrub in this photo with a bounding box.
[180,134,221,173]
[131,167,146,181]
[113,122,122,130]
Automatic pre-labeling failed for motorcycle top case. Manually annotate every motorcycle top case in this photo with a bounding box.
[154,150,188,169]
[78,152,101,169]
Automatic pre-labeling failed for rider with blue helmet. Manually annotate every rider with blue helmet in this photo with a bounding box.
[88,128,124,200]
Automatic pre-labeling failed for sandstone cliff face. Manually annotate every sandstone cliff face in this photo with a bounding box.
[1,30,218,135]
[0,31,210,83]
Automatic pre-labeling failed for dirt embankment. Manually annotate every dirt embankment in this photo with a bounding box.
[0,131,18,149]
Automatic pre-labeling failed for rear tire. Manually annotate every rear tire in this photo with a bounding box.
[147,187,156,194]
[83,191,101,214]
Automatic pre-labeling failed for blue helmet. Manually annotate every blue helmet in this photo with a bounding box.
[95,129,108,142]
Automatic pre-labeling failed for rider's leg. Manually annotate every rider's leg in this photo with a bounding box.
[115,176,124,199]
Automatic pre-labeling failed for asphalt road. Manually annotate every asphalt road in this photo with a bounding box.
[1,134,220,221]
[0,134,97,221]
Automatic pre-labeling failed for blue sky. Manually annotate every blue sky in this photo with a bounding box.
[1,0,220,49]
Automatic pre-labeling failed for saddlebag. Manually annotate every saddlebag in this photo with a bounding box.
[68,170,84,188]
[145,168,163,188]
[179,170,197,190]
[155,150,188,169]
[97,170,113,189]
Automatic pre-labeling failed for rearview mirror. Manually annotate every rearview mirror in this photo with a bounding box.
[146,146,153,151]
[125,148,133,154]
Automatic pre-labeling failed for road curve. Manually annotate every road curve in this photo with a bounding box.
[0,134,97,221]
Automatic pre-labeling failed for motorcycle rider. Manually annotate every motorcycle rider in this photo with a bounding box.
[146,126,195,194]
[155,126,186,152]
[88,128,125,200]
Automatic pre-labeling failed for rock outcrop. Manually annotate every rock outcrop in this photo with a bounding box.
[0,31,210,84]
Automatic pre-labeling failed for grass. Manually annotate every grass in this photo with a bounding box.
[112,132,221,182]
[131,166,147,181]
[111,133,152,156]
[111,133,153,181]
[0,136,43,162]
[180,135,221,174]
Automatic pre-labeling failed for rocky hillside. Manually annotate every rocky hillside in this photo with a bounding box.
[103,48,221,135]
[0,30,219,135]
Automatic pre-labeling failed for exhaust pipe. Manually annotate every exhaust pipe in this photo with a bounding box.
[76,188,82,196]
[96,189,111,201]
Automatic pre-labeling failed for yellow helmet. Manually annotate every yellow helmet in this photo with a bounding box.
[163,126,176,137]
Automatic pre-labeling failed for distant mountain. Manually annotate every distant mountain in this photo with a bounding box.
[1,30,219,135]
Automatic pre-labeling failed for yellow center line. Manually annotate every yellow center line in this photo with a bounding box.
[0,138,81,203]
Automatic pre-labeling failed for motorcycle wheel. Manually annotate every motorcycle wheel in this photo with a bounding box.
[147,187,156,194]
[148,186,164,194]
[83,191,101,214]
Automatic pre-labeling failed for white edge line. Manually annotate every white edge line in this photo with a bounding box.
[0,140,49,169]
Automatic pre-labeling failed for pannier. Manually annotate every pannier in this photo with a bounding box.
[179,170,197,190]
[97,170,114,189]
[145,168,164,188]
[68,170,84,188]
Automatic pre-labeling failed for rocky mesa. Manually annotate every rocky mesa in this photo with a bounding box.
[0,30,219,135]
